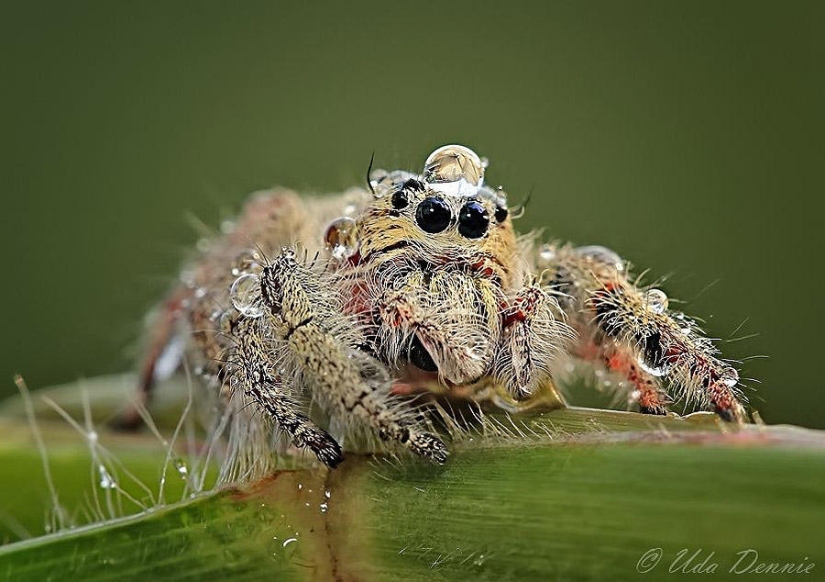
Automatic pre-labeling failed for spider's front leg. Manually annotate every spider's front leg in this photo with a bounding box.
[493,280,575,400]
[250,249,448,464]
[542,244,747,421]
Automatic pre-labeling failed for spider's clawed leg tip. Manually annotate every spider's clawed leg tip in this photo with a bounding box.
[713,403,747,423]
[639,405,668,416]
[408,431,450,464]
[318,443,345,468]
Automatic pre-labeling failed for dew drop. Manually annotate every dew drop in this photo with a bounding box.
[219,311,234,333]
[424,145,485,186]
[575,245,624,272]
[673,312,693,334]
[230,274,264,318]
[98,466,116,489]
[174,458,189,479]
[644,288,669,314]
[719,368,739,388]
[538,244,557,265]
[324,217,359,260]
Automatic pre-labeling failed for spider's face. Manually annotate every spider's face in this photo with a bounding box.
[354,145,519,283]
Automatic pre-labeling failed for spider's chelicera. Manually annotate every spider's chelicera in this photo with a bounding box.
[131,144,749,468]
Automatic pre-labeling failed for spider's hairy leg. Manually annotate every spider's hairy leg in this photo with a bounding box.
[260,250,448,463]
[542,244,747,421]
[229,317,344,467]
[494,281,575,400]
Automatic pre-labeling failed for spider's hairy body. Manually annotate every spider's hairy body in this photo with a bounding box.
[135,145,749,468]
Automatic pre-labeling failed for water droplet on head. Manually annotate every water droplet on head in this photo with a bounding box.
[644,288,669,314]
[424,145,485,187]
[324,217,359,261]
[230,274,264,318]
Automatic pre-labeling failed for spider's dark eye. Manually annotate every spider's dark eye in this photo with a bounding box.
[494,205,508,222]
[415,197,452,234]
[458,200,489,239]
[391,189,410,209]
[402,178,425,192]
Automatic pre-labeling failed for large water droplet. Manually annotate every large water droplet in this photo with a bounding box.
[230,274,264,318]
[644,288,669,314]
[324,217,359,260]
[424,144,485,186]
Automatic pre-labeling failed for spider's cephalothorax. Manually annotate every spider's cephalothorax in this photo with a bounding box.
[133,144,750,469]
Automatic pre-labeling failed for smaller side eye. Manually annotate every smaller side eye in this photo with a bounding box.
[458,200,489,238]
[391,189,410,209]
[495,205,508,222]
[402,178,425,192]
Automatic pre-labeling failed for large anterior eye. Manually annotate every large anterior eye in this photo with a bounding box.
[415,197,452,233]
[458,200,489,238]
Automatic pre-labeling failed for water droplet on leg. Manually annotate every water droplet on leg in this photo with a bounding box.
[644,288,669,314]
[324,217,359,260]
[230,274,264,318]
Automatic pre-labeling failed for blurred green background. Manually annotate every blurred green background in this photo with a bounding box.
[1,2,822,428]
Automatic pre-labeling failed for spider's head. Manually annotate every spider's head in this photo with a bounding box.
[351,145,519,282]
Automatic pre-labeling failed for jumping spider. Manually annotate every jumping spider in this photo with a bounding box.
[132,145,748,468]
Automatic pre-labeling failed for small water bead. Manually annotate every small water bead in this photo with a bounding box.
[174,458,189,479]
[673,312,693,335]
[538,244,557,266]
[98,465,116,490]
[230,273,264,318]
[219,311,234,333]
[719,368,739,388]
[644,288,669,314]
[424,144,486,186]
[196,238,212,253]
[324,216,359,260]
[575,245,625,272]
